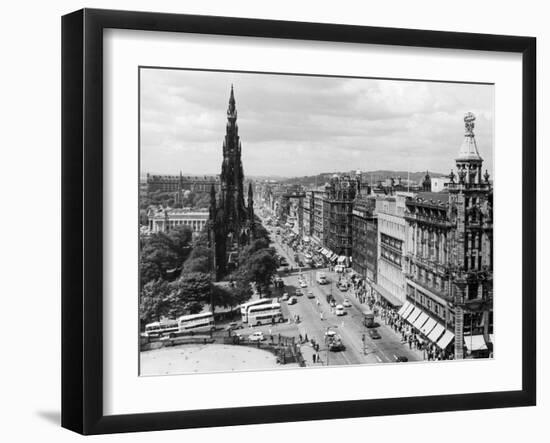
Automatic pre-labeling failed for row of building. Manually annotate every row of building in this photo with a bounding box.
[258,112,493,358]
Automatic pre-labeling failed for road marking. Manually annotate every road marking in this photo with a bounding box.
[375,355,382,363]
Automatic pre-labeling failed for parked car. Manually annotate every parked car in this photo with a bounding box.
[288,296,298,305]
[343,299,352,308]
[335,304,345,316]
[248,331,264,342]
[300,281,308,288]
[307,290,315,299]
[368,328,381,339]
[329,299,337,308]
[395,356,409,362]
[295,288,303,296]
[281,293,289,301]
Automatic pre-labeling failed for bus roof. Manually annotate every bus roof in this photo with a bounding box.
[248,302,281,311]
[178,311,213,322]
[240,298,272,309]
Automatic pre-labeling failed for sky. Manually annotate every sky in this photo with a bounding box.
[140,68,494,178]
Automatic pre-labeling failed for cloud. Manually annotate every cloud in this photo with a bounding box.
[140,69,494,177]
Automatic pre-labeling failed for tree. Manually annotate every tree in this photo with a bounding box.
[166,272,212,318]
[241,249,279,296]
[139,279,171,325]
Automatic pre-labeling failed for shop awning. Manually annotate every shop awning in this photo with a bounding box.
[419,317,437,336]
[401,303,415,319]
[405,306,421,322]
[427,323,446,343]
[464,335,488,351]
[398,301,411,317]
[330,254,338,262]
[413,312,429,329]
[436,330,455,349]
[372,282,404,307]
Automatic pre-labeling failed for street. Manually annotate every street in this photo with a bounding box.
[264,220,423,366]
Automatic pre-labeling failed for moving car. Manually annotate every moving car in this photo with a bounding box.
[335,304,345,316]
[248,331,264,342]
[368,328,381,339]
[300,281,308,288]
[225,322,241,331]
[343,299,352,308]
[306,290,315,299]
[328,336,345,351]
[329,299,337,308]
[281,293,289,301]
[295,288,303,296]
[288,296,298,305]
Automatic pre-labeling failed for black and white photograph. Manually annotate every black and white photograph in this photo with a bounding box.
[138,68,494,376]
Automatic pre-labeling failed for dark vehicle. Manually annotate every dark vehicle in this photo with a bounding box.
[395,356,409,362]
[368,328,381,339]
[328,337,345,351]
[225,322,241,331]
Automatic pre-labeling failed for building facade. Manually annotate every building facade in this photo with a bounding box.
[146,173,220,194]
[404,112,493,359]
[323,175,359,257]
[351,195,377,283]
[312,189,325,245]
[147,208,209,234]
[208,86,256,279]
[375,193,412,307]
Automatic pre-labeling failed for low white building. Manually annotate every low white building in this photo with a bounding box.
[147,207,209,234]
[431,177,450,193]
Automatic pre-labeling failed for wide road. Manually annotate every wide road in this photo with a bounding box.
[265,219,423,366]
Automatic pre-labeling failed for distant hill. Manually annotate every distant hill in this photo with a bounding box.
[280,170,447,187]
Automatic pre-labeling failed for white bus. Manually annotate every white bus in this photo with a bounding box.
[240,298,272,322]
[247,303,284,326]
[177,312,215,333]
[143,319,179,337]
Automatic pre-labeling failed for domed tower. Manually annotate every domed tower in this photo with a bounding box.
[447,112,493,359]
[422,171,431,191]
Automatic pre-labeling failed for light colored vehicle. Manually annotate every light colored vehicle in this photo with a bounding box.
[240,298,272,323]
[335,304,345,316]
[316,272,328,285]
[306,290,315,299]
[300,281,308,288]
[247,303,284,326]
[177,312,215,333]
[248,331,264,342]
[144,319,179,337]
[288,296,298,305]
[281,292,289,301]
[343,299,352,308]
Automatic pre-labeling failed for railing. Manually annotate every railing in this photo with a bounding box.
[404,212,452,228]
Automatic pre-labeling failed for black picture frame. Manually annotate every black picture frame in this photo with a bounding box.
[61,8,536,435]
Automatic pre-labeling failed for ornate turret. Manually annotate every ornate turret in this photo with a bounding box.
[455,112,483,185]
[422,171,431,191]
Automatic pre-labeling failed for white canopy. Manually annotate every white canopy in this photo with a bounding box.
[436,330,455,349]
[420,317,437,336]
[427,323,446,343]
[464,334,488,351]
[413,312,429,329]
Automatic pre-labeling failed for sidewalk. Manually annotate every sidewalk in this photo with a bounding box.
[298,340,325,367]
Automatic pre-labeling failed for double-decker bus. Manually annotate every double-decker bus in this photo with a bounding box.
[362,308,375,328]
[143,319,179,337]
[240,298,272,323]
[177,312,215,333]
[247,303,284,326]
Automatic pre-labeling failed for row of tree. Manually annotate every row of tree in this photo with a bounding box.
[139,218,280,327]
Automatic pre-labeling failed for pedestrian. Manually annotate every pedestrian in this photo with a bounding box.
[320,312,324,321]
[313,353,316,364]
[299,333,302,342]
